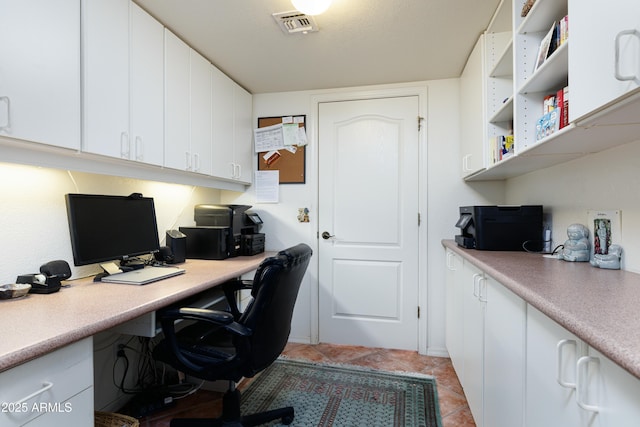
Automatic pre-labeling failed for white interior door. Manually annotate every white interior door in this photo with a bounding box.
[318,96,420,351]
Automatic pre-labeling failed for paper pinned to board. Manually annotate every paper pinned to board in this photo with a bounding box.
[254,123,284,152]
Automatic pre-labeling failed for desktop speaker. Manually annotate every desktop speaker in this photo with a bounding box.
[165,229,186,264]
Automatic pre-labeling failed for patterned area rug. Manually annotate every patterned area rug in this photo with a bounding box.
[240,359,442,427]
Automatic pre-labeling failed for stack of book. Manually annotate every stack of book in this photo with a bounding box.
[535,86,569,141]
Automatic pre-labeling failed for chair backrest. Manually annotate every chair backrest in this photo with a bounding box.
[237,243,312,376]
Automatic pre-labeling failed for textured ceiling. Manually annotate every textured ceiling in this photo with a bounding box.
[133,0,502,94]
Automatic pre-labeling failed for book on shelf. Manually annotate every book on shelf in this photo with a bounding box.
[534,21,556,71]
[534,15,569,72]
[535,85,569,141]
[488,134,515,165]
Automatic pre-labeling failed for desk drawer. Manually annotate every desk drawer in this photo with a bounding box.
[0,338,93,426]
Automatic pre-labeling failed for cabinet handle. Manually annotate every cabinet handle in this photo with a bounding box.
[15,381,53,405]
[185,151,192,171]
[472,273,482,297]
[0,96,10,132]
[230,162,236,178]
[576,356,600,413]
[462,154,471,172]
[120,132,130,159]
[556,339,577,389]
[235,163,242,179]
[135,136,143,161]
[614,29,640,82]
[478,277,487,303]
[446,252,457,271]
[193,153,200,172]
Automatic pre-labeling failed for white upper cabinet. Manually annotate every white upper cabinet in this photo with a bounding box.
[82,0,164,165]
[211,67,236,180]
[189,50,213,175]
[164,29,191,172]
[569,0,640,121]
[459,35,487,178]
[129,3,165,166]
[164,31,214,175]
[211,67,253,184]
[0,0,80,149]
[233,85,253,184]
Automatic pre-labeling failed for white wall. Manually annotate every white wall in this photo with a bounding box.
[0,162,222,283]
[223,80,505,355]
[505,139,640,273]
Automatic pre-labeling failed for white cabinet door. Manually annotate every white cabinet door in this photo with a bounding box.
[189,50,213,175]
[0,0,80,149]
[459,35,486,178]
[526,305,589,426]
[461,260,485,427]
[83,0,164,165]
[211,67,236,180]
[576,347,640,427]
[164,29,191,171]
[81,0,129,159]
[483,276,525,427]
[211,67,253,183]
[129,3,164,166]
[233,84,253,184]
[445,249,464,377]
[569,0,640,121]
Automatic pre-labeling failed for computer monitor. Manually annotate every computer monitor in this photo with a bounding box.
[65,193,160,266]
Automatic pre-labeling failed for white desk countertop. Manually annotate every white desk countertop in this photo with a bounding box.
[443,239,640,380]
[0,254,269,373]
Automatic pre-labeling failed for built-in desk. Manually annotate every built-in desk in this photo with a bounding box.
[0,254,269,373]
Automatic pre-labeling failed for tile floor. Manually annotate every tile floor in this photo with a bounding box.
[135,343,476,426]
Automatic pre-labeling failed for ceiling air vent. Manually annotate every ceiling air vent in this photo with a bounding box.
[272,11,319,34]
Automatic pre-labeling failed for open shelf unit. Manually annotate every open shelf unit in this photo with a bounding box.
[465,0,640,181]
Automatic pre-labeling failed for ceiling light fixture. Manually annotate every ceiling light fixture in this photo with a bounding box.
[291,0,332,15]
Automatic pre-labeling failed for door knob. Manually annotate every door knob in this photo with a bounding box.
[321,231,334,240]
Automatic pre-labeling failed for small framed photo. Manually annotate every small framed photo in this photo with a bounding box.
[587,210,621,257]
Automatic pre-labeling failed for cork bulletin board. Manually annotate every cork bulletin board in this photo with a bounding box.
[257,115,306,184]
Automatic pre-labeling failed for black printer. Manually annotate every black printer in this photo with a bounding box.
[455,205,543,251]
[179,204,265,260]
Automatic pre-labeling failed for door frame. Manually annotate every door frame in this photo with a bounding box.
[309,84,429,354]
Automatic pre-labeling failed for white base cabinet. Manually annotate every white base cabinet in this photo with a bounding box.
[0,338,93,427]
[527,305,640,427]
[445,251,525,427]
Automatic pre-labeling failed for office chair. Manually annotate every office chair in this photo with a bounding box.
[153,243,312,427]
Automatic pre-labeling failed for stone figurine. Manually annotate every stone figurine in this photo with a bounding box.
[591,244,623,270]
[561,223,591,262]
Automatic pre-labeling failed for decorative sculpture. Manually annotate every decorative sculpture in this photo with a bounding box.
[590,244,623,270]
[561,223,590,262]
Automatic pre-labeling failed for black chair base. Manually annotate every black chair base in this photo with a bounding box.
[169,388,294,427]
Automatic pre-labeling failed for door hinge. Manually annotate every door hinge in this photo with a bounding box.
[417,306,421,318]
[418,116,425,131]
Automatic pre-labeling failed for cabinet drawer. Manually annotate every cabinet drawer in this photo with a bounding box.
[23,387,93,427]
[0,338,93,426]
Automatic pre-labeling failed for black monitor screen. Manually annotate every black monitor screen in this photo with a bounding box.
[65,193,160,266]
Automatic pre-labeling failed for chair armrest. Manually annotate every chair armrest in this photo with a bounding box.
[158,307,252,374]
[222,278,253,320]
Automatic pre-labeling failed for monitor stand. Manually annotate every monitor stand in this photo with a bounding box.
[120,259,145,270]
